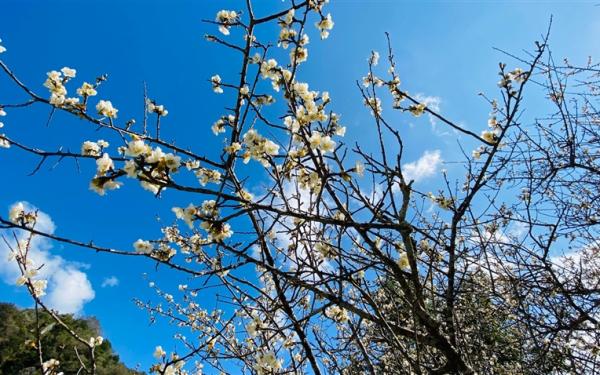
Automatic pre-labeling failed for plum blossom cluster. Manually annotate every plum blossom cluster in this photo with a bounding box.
[241,129,280,167]
[42,359,62,375]
[147,99,169,117]
[81,139,109,156]
[96,99,118,118]
[8,205,49,298]
[185,160,222,186]
[210,74,223,94]
[211,114,235,136]
[121,137,181,194]
[43,67,80,107]
[215,10,238,36]
[89,152,121,195]
[315,13,334,39]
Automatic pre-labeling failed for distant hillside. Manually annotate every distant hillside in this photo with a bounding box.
[0,303,144,375]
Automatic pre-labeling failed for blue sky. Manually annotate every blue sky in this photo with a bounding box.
[1,0,599,372]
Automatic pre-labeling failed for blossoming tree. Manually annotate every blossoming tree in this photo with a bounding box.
[1,1,599,374]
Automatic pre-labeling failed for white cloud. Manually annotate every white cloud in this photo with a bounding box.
[0,201,95,315]
[101,276,119,288]
[402,150,442,183]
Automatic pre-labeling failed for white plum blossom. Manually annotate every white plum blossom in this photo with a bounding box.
[96,153,114,175]
[44,70,67,106]
[134,239,153,254]
[242,129,279,166]
[81,141,101,156]
[211,75,223,94]
[126,138,150,157]
[315,13,334,39]
[355,160,365,177]
[123,160,139,177]
[8,202,25,223]
[481,129,498,144]
[153,345,166,359]
[77,82,97,97]
[96,100,118,118]
[31,279,48,297]
[60,67,76,78]
[369,51,380,66]
[254,351,282,374]
[172,204,198,229]
[325,305,349,323]
[215,10,238,35]
[308,132,335,154]
[89,177,121,196]
[147,99,168,116]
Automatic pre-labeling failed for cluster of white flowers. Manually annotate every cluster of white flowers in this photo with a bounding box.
[292,82,329,126]
[43,68,80,107]
[315,13,334,39]
[89,152,122,195]
[290,34,309,64]
[369,50,380,66]
[153,345,166,359]
[9,202,36,226]
[172,203,198,229]
[76,82,97,97]
[211,74,223,94]
[96,99,118,118]
[89,336,104,347]
[254,351,282,375]
[308,131,335,154]
[498,67,527,89]
[355,160,365,177]
[325,305,349,323]
[278,27,297,49]
[215,10,238,35]
[134,239,153,254]
[118,137,181,195]
[81,140,109,156]
[224,141,241,154]
[125,137,152,157]
[409,102,427,117]
[201,221,233,242]
[280,8,294,27]
[16,269,48,298]
[362,72,384,88]
[147,99,169,116]
[397,251,410,270]
[481,130,498,144]
[296,168,321,193]
[150,347,186,375]
[364,97,382,116]
[316,241,336,258]
[96,153,114,175]
[185,160,222,186]
[245,311,263,337]
[241,129,279,167]
[42,359,61,375]
[428,192,454,210]
[472,146,484,160]
[211,114,235,135]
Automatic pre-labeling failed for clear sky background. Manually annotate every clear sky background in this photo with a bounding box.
[1,0,599,372]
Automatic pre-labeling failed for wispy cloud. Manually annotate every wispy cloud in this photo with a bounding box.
[101,276,119,288]
[402,150,442,183]
[0,202,95,315]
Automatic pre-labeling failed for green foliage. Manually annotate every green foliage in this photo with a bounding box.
[0,303,144,375]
